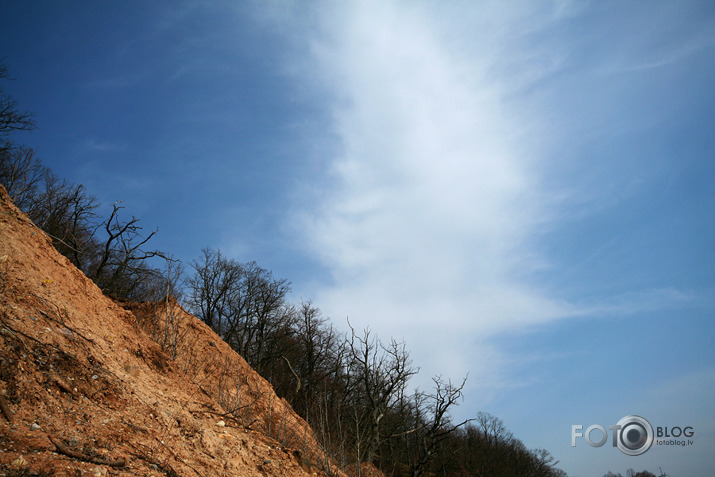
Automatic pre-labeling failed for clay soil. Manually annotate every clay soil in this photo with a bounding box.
[0,184,345,477]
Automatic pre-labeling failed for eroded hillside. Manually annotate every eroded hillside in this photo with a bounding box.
[0,183,340,476]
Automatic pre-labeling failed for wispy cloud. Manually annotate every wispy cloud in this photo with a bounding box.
[275,0,712,395]
[281,2,581,385]
[79,138,123,153]
[603,3,715,74]
[577,287,694,317]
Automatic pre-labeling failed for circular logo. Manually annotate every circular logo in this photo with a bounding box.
[616,415,654,456]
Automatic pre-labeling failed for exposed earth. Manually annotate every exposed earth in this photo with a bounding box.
[0,183,348,477]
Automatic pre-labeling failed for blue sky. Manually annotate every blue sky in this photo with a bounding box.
[2,1,714,475]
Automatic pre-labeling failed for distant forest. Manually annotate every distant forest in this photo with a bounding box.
[2,62,668,477]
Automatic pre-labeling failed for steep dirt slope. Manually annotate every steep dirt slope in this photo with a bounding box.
[0,184,338,477]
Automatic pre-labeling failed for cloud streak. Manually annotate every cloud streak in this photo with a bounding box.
[253,3,714,416]
[285,1,579,385]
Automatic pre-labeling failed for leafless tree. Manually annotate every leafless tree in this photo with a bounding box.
[28,174,99,270]
[0,146,48,210]
[0,63,166,302]
[188,248,239,331]
[344,324,417,465]
[285,301,341,417]
[143,256,186,359]
[403,376,472,477]
[230,261,291,371]
[187,249,293,372]
[88,202,164,299]
[0,63,35,153]
[628,470,657,477]
[475,411,513,447]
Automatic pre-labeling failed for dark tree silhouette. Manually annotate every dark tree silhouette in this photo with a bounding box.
[0,63,35,152]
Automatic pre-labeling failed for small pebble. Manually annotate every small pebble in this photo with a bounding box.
[91,466,107,477]
[216,420,225,427]
[10,455,27,468]
[30,423,40,431]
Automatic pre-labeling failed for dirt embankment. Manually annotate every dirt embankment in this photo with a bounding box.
[0,184,344,477]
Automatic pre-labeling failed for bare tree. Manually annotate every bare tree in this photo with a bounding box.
[0,63,167,302]
[0,63,35,153]
[89,202,164,299]
[188,248,240,331]
[344,324,417,465]
[462,412,515,476]
[187,249,293,372]
[29,174,99,270]
[404,376,472,477]
[628,471,657,477]
[523,448,561,477]
[141,256,186,358]
[0,146,48,210]
[233,261,291,371]
[286,301,340,417]
[475,411,513,447]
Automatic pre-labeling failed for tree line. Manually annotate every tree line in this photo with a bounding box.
[0,64,170,301]
[1,62,571,477]
[185,248,567,477]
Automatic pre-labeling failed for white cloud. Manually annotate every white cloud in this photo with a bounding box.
[578,287,694,317]
[278,0,708,401]
[286,1,578,386]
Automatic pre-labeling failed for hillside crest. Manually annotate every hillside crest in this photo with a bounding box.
[0,183,339,476]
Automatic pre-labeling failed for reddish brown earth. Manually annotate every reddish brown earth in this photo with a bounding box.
[0,184,347,477]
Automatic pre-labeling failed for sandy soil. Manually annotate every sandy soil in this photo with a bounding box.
[0,184,346,477]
